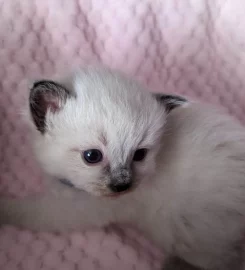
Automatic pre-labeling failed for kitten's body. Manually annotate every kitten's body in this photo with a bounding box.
[1,68,245,270]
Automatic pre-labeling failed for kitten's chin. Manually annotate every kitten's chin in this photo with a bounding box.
[101,183,138,198]
[87,188,134,198]
[66,181,137,198]
[55,176,140,198]
[103,191,132,198]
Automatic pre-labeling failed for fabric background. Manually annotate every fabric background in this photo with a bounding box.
[0,0,245,269]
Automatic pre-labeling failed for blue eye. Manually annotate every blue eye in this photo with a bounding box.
[83,149,103,164]
[133,148,148,162]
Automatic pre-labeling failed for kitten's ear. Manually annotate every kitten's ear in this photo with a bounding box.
[153,93,188,113]
[29,80,73,133]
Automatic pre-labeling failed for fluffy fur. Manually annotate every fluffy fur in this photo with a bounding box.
[1,67,245,270]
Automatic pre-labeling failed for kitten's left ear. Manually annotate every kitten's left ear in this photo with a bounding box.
[29,80,74,133]
[153,93,188,113]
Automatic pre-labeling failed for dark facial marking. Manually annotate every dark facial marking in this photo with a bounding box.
[108,166,132,193]
[59,178,74,188]
[154,93,187,113]
[29,80,72,133]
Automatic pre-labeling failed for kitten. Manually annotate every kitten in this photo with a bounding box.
[1,67,245,270]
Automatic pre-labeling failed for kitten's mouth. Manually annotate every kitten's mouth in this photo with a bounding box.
[104,183,137,198]
[58,178,136,197]
[104,190,130,197]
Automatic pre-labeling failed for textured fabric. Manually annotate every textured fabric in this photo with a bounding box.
[0,0,245,269]
[0,226,163,270]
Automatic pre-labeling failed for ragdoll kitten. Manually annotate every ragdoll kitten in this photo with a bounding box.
[1,67,245,270]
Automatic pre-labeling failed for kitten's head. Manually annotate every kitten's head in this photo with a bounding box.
[28,67,187,196]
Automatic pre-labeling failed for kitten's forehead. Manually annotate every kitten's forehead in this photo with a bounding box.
[73,68,151,106]
[71,68,165,134]
[52,68,166,155]
[71,68,162,120]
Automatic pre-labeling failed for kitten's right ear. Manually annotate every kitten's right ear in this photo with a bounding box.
[29,80,73,134]
[153,93,188,113]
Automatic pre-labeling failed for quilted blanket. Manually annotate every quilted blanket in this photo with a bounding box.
[0,0,245,269]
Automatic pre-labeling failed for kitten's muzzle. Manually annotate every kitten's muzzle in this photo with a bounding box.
[108,167,133,193]
[109,181,132,193]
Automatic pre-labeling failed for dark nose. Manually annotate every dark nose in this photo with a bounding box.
[108,166,132,193]
[109,181,132,193]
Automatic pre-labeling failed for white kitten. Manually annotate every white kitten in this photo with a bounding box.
[1,67,245,270]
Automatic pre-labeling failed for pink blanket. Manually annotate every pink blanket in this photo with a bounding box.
[1,0,245,269]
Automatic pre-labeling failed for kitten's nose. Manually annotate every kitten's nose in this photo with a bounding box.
[109,181,132,193]
[108,166,132,193]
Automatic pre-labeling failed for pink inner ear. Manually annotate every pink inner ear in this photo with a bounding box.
[44,92,62,113]
[48,100,60,113]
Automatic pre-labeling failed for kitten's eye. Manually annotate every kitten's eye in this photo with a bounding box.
[83,149,103,164]
[133,148,148,162]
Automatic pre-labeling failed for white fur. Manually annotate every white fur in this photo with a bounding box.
[1,68,245,270]
[32,68,166,195]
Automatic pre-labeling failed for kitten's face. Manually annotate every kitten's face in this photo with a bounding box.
[29,68,186,196]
